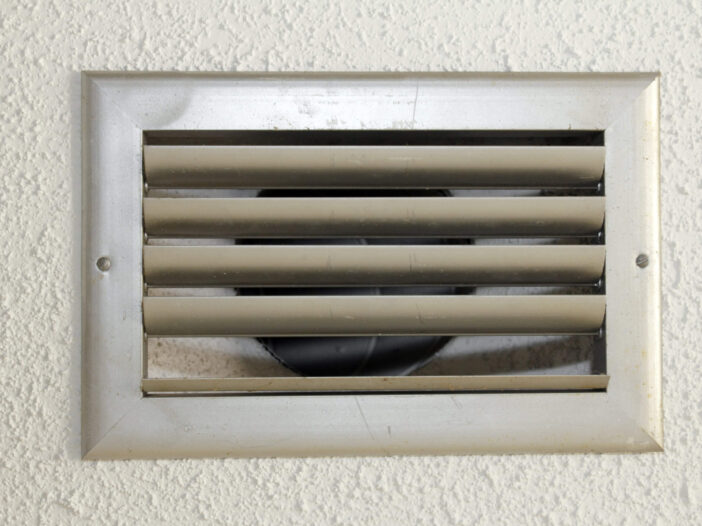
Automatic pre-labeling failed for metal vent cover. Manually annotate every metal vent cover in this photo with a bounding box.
[82,73,661,458]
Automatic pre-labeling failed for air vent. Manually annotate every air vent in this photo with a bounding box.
[82,73,661,458]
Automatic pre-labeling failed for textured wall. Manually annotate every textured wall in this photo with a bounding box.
[1,0,700,524]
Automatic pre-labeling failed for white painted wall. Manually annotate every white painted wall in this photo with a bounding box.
[1,1,700,524]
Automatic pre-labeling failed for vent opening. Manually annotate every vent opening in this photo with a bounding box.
[142,130,606,387]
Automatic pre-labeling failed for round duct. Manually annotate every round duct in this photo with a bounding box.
[240,189,467,376]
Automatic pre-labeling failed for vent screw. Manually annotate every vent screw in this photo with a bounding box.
[96,256,111,272]
[636,254,649,268]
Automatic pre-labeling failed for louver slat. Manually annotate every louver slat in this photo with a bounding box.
[143,145,604,188]
[142,296,606,337]
[141,375,610,394]
[143,245,606,287]
[143,197,605,238]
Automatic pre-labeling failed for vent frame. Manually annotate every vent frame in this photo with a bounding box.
[81,72,661,459]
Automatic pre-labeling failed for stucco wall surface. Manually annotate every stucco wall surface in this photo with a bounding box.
[1,0,701,524]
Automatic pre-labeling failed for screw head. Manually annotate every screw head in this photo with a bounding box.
[636,254,649,268]
[96,256,111,271]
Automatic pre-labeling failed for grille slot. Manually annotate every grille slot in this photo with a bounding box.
[142,130,606,380]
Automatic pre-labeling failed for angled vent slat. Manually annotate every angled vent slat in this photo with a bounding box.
[142,296,606,337]
[143,245,606,287]
[141,375,610,394]
[143,196,605,238]
[143,145,605,188]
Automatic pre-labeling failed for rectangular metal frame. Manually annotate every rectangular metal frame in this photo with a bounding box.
[82,72,661,458]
